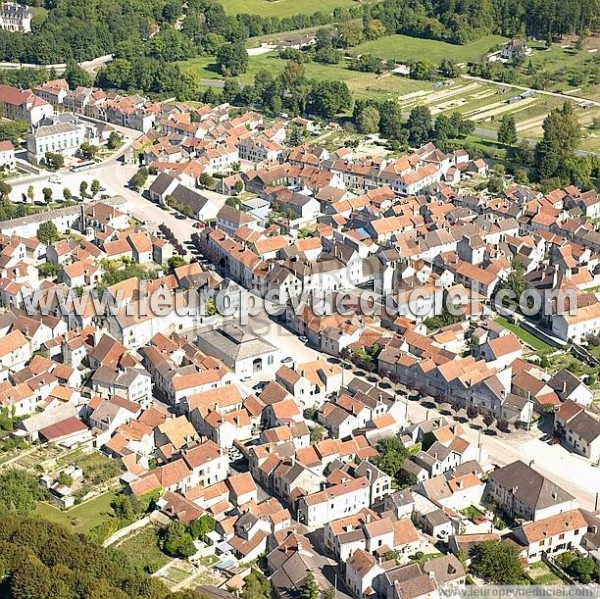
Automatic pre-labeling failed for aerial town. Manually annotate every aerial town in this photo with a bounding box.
[0,0,599,597]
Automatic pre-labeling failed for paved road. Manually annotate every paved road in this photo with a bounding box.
[240,307,600,510]
[0,53,112,75]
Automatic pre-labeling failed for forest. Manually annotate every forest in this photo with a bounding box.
[0,515,209,598]
[0,0,598,65]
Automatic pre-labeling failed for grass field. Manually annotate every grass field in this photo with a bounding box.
[34,489,118,534]
[117,526,171,574]
[180,52,435,101]
[218,0,360,17]
[349,34,508,64]
[495,316,553,354]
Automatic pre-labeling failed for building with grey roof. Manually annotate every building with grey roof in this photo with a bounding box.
[26,118,87,164]
[485,460,577,521]
[0,2,32,33]
[195,324,279,377]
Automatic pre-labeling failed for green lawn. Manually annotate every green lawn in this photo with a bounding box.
[494,316,553,354]
[180,52,356,84]
[217,0,361,17]
[34,489,118,534]
[461,505,486,522]
[116,526,171,574]
[349,34,508,64]
[528,561,564,585]
[527,42,593,77]
[180,52,434,102]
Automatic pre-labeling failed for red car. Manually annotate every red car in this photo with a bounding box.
[547,437,561,445]
[194,221,206,229]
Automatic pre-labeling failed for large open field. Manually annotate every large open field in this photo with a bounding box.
[179,39,600,152]
[349,34,508,64]
[217,0,361,17]
[394,79,600,152]
[34,489,118,535]
[179,52,435,101]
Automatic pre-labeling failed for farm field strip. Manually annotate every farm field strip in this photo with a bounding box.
[516,114,548,131]
[468,97,538,121]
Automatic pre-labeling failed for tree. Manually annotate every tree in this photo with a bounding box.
[439,58,460,78]
[240,570,272,599]
[0,120,27,145]
[357,106,380,134]
[45,151,64,170]
[338,20,364,47]
[410,60,435,81]
[107,131,122,150]
[470,541,525,584]
[188,514,216,541]
[449,112,475,138]
[217,42,248,77]
[536,102,581,182]
[167,256,187,271]
[483,413,495,430]
[568,557,598,584]
[0,180,11,200]
[301,573,319,599]
[406,106,433,146]
[497,114,517,146]
[0,469,48,514]
[64,59,92,88]
[374,436,409,479]
[310,424,325,444]
[80,143,99,160]
[364,19,386,40]
[398,471,418,489]
[307,80,352,120]
[42,187,53,203]
[91,179,100,197]
[199,172,216,189]
[487,174,504,193]
[466,405,479,420]
[79,181,88,198]
[162,521,196,558]
[502,257,527,299]
[37,221,59,245]
[27,185,34,203]
[379,101,404,141]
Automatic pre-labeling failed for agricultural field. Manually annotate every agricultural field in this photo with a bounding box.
[349,34,508,65]
[395,79,600,152]
[217,0,361,17]
[179,36,600,152]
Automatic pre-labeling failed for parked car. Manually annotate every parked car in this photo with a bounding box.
[281,356,293,364]
[299,336,308,343]
[547,437,561,445]
[252,381,267,392]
